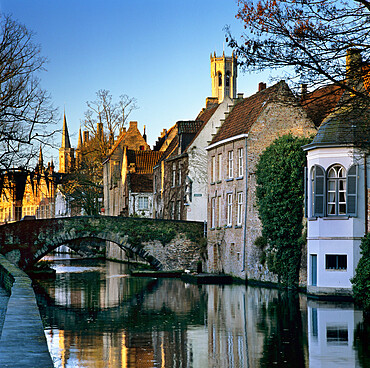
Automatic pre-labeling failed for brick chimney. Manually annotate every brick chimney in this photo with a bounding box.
[346,48,362,87]
[258,82,267,92]
[205,97,218,109]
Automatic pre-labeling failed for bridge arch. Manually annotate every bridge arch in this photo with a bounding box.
[0,216,204,271]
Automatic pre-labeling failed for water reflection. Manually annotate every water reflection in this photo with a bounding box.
[33,258,370,368]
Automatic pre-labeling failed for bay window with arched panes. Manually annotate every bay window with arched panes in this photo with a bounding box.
[311,164,358,217]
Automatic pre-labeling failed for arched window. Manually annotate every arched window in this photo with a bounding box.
[226,71,230,87]
[218,72,222,87]
[327,164,346,215]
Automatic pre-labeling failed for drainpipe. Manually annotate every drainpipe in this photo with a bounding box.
[242,136,248,272]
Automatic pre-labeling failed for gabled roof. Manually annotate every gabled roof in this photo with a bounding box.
[301,85,344,127]
[129,173,153,193]
[126,150,162,174]
[177,120,204,134]
[210,81,294,145]
[304,103,370,149]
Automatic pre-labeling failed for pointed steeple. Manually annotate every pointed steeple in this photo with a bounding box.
[77,126,83,149]
[38,145,43,167]
[61,111,71,149]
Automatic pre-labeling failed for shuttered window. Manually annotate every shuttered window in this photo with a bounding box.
[313,165,325,217]
[347,165,358,216]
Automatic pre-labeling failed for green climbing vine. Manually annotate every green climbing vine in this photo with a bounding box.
[352,233,370,313]
[64,216,204,250]
[256,134,312,286]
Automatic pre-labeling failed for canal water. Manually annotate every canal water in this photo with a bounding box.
[32,256,370,368]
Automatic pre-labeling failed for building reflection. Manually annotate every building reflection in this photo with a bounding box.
[307,299,363,368]
[35,260,370,368]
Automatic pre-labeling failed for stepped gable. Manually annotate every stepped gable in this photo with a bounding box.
[210,81,292,145]
[301,85,344,127]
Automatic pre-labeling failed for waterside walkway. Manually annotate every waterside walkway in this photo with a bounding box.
[0,255,54,368]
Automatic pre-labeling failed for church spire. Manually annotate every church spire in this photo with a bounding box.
[61,111,71,149]
[77,126,83,149]
[38,145,43,167]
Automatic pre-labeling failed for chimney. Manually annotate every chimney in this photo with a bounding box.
[205,97,218,108]
[346,48,362,85]
[301,83,307,97]
[237,93,244,99]
[258,82,267,92]
[129,121,138,129]
[143,125,147,142]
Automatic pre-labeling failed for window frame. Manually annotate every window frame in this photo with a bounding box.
[238,148,243,177]
[227,193,233,227]
[218,153,222,181]
[327,164,346,216]
[228,151,233,179]
[325,254,347,270]
[211,197,216,228]
[237,192,243,226]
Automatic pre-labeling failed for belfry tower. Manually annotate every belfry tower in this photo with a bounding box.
[59,112,75,173]
[210,51,237,103]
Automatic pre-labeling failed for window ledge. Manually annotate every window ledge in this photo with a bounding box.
[216,226,222,230]
[325,269,348,272]
[236,176,243,180]
[216,180,222,184]
[234,225,242,229]
[309,216,350,221]
[210,182,215,186]
[225,225,232,228]
[226,178,234,182]
[323,216,349,220]
[210,227,215,231]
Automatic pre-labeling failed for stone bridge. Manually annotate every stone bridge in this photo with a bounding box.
[0,216,205,271]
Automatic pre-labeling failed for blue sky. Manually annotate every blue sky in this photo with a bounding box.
[1,0,269,163]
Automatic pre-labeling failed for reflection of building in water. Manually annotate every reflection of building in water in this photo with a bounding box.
[307,299,363,368]
[206,284,249,367]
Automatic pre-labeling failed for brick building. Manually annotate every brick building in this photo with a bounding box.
[206,81,317,280]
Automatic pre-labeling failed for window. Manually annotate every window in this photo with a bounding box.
[226,71,230,87]
[169,201,174,219]
[311,164,357,217]
[176,200,181,220]
[227,193,233,226]
[312,165,325,216]
[237,192,243,226]
[228,151,233,179]
[211,156,216,183]
[178,164,182,186]
[325,255,347,270]
[218,72,222,87]
[238,148,243,177]
[218,196,222,227]
[138,196,149,210]
[172,163,176,187]
[211,197,216,228]
[218,153,222,181]
[327,165,346,215]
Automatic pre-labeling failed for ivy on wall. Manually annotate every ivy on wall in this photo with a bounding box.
[256,134,311,286]
[352,233,370,313]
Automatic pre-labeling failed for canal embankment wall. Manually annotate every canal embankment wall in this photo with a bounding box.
[0,255,54,368]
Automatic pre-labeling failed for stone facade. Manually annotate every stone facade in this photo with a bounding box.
[206,81,317,281]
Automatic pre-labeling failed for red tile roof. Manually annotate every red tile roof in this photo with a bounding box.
[301,84,344,127]
[210,81,292,145]
[127,150,163,174]
[129,173,153,193]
